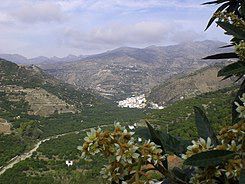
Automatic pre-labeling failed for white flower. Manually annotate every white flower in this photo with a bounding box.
[235,93,245,118]
[84,128,100,143]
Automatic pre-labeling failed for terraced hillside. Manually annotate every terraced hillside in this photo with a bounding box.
[0,59,96,112]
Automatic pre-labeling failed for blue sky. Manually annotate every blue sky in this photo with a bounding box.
[0,0,231,58]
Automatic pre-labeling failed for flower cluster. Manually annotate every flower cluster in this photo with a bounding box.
[214,12,245,29]
[235,40,245,61]
[79,122,165,183]
[182,137,213,160]
[141,140,165,166]
[183,120,244,183]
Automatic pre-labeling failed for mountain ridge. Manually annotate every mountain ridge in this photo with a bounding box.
[39,40,232,100]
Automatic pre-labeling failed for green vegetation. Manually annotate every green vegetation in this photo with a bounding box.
[0,134,26,166]
[146,87,236,139]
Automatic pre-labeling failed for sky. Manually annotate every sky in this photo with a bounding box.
[0,0,231,58]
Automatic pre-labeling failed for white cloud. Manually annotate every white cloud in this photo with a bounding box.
[0,0,225,57]
[0,12,14,23]
[63,21,171,48]
[57,0,204,12]
[8,1,66,24]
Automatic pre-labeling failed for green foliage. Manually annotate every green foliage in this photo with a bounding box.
[203,0,244,30]
[146,121,189,156]
[146,87,235,139]
[217,21,245,40]
[18,120,43,139]
[217,61,245,78]
[0,134,26,166]
[146,121,168,169]
[184,150,235,167]
[37,133,82,160]
[194,106,218,145]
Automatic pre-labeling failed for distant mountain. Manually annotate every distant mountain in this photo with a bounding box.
[0,54,29,64]
[40,40,233,100]
[0,54,86,65]
[147,64,235,106]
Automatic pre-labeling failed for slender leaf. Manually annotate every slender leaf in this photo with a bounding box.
[219,44,234,48]
[158,132,190,155]
[146,121,168,170]
[172,167,194,183]
[194,106,219,145]
[203,52,238,59]
[184,150,235,167]
[202,0,228,5]
[218,61,245,77]
[137,127,190,155]
[205,2,230,30]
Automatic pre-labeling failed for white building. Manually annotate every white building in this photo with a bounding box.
[65,160,73,167]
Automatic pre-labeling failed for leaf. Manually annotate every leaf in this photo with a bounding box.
[205,2,230,30]
[184,150,235,167]
[137,127,190,155]
[158,132,190,155]
[240,169,245,184]
[219,44,234,48]
[218,61,245,77]
[232,79,245,123]
[146,121,168,170]
[202,0,228,5]
[203,52,238,59]
[172,167,188,182]
[217,21,245,40]
[172,167,195,183]
[193,106,219,146]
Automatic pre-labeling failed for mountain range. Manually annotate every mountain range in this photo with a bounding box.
[0,54,86,65]
[0,40,233,101]
[38,40,232,100]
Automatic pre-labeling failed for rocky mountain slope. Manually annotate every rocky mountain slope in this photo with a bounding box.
[147,64,235,106]
[0,59,96,117]
[39,40,232,100]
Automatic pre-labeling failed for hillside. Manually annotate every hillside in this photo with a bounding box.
[144,86,237,140]
[147,64,235,106]
[0,59,96,116]
[0,58,146,182]
[39,40,232,100]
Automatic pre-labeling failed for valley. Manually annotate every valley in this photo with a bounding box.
[0,41,239,183]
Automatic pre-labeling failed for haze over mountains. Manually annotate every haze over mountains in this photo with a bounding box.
[0,40,232,101]
[0,54,86,65]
